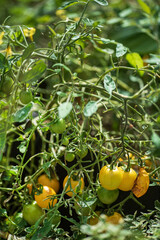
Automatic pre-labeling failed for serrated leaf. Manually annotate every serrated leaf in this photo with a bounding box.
[116,43,127,57]
[58,102,72,119]
[104,74,116,95]
[22,42,35,61]
[137,0,151,14]
[59,0,85,10]
[12,103,33,123]
[126,52,144,76]
[93,0,108,6]
[84,101,98,117]
[22,60,46,83]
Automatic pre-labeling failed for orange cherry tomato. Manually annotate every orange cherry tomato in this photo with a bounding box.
[106,212,124,224]
[99,165,124,190]
[63,175,84,197]
[87,212,123,226]
[37,174,60,193]
[118,168,137,191]
[34,185,57,209]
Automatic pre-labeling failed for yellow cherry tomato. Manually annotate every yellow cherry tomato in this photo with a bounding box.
[118,168,137,191]
[63,175,84,197]
[37,174,60,193]
[34,185,57,209]
[106,212,124,224]
[99,165,124,190]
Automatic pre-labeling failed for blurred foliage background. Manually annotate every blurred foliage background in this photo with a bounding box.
[1,0,160,53]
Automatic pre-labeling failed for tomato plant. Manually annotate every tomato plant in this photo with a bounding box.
[0,0,160,239]
[22,201,44,225]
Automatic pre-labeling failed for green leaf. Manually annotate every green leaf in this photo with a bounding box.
[104,75,116,95]
[52,63,72,75]
[22,60,46,83]
[84,101,98,117]
[11,103,33,123]
[137,0,151,14]
[116,43,127,57]
[0,53,10,72]
[59,0,85,10]
[93,0,108,6]
[58,102,72,119]
[22,43,35,61]
[126,52,144,76]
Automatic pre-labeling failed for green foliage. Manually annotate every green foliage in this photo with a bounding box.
[0,0,160,239]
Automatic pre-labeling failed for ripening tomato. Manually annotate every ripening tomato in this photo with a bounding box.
[97,186,119,204]
[99,165,124,190]
[106,212,124,224]
[34,185,57,209]
[37,174,60,193]
[118,168,137,191]
[50,118,66,134]
[19,90,33,104]
[63,174,85,197]
[22,201,44,225]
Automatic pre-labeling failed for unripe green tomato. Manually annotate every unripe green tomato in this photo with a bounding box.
[97,186,119,205]
[76,146,88,159]
[50,118,66,134]
[62,137,69,146]
[22,201,44,225]
[1,77,14,95]
[65,151,75,162]
[19,90,33,104]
